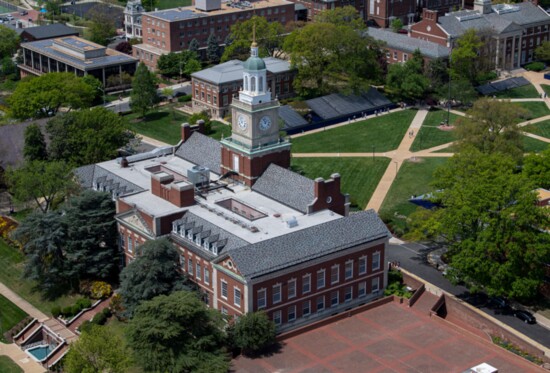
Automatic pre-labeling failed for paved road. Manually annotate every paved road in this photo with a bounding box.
[387,243,550,348]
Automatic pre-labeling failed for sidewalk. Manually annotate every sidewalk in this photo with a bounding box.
[0,282,48,322]
[0,343,45,373]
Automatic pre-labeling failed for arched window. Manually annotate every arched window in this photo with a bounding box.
[244,75,248,91]
[250,76,256,92]
[259,76,263,92]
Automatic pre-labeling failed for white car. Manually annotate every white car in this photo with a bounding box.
[6,14,14,21]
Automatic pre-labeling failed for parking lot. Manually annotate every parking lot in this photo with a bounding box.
[232,301,546,373]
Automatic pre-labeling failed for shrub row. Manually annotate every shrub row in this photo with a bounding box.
[79,308,112,333]
[51,298,92,319]
[177,94,192,103]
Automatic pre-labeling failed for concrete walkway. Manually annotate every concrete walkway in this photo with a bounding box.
[0,343,46,373]
[0,282,48,321]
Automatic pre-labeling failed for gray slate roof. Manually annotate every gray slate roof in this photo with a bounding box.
[175,132,221,175]
[74,164,144,197]
[438,2,549,38]
[0,120,48,169]
[366,28,450,59]
[192,57,291,85]
[306,88,392,120]
[252,164,315,214]
[228,210,390,279]
[278,105,308,129]
[22,24,78,40]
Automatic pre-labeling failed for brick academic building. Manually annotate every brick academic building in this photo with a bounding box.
[76,42,390,331]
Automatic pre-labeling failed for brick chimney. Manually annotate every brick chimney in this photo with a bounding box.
[151,172,195,208]
[422,9,439,23]
[181,123,192,143]
[307,173,350,216]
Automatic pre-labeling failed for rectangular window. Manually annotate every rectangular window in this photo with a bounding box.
[188,258,193,276]
[359,257,367,275]
[288,305,296,322]
[372,252,380,271]
[302,274,311,294]
[393,51,397,60]
[221,281,228,299]
[345,260,353,280]
[331,265,339,285]
[372,277,380,293]
[179,255,186,271]
[128,236,133,253]
[403,53,408,62]
[193,263,199,280]
[257,289,266,309]
[234,288,241,307]
[317,269,325,290]
[345,286,353,302]
[331,291,339,307]
[302,300,311,316]
[316,295,325,312]
[358,281,366,297]
[273,310,282,325]
[288,279,296,299]
[273,284,281,304]
[232,154,240,173]
[204,268,210,284]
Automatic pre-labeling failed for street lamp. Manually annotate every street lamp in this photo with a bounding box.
[447,48,453,126]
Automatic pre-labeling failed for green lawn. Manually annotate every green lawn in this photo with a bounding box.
[0,239,77,315]
[379,158,448,234]
[523,136,549,153]
[157,0,192,9]
[291,157,391,209]
[291,110,417,153]
[0,356,23,373]
[125,105,229,145]
[410,110,459,152]
[513,102,550,122]
[523,119,550,139]
[541,84,550,97]
[0,294,28,342]
[491,84,540,99]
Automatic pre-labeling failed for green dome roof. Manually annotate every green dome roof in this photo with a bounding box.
[243,56,265,71]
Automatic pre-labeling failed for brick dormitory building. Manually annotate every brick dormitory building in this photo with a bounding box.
[76,42,390,331]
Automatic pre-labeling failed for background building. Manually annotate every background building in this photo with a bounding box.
[124,0,144,39]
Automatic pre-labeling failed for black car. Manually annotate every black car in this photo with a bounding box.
[513,310,536,324]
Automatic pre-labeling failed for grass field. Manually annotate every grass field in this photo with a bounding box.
[0,294,28,342]
[125,105,229,145]
[379,158,448,233]
[0,239,77,315]
[541,84,550,97]
[523,119,550,139]
[291,110,417,153]
[157,0,192,9]
[291,157,391,209]
[523,136,549,153]
[491,84,540,99]
[0,356,23,373]
[410,110,459,152]
[513,102,550,122]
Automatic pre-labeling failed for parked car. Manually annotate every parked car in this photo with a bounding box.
[513,310,536,324]
[6,14,14,21]
[489,296,509,309]
[20,10,28,15]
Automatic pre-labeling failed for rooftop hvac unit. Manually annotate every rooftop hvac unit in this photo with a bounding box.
[286,216,298,228]
[187,166,210,186]
[195,0,221,11]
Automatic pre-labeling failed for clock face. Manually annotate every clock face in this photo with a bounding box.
[237,114,248,131]
[259,116,272,131]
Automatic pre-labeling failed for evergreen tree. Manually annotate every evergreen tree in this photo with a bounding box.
[206,33,220,63]
[130,62,159,118]
[23,123,48,161]
[118,238,187,317]
[188,38,199,53]
[230,311,276,356]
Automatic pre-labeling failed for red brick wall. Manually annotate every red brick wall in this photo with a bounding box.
[220,147,291,186]
[174,242,215,308]
[310,175,348,216]
[216,269,246,317]
[410,10,448,47]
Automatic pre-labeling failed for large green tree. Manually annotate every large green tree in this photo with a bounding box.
[455,98,526,162]
[13,191,120,297]
[450,29,494,84]
[157,51,201,79]
[0,25,19,59]
[46,107,133,167]
[386,49,429,102]
[23,124,48,161]
[8,73,95,120]
[206,33,220,63]
[284,15,381,96]
[435,78,478,107]
[6,160,77,213]
[65,324,131,373]
[130,63,159,118]
[127,291,229,373]
[230,311,276,356]
[118,238,187,317]
[523,147,550,189]
[315,5,365,29]
[88,5,116,46]
[419,149,550,299]
[535,41,550,64]
[221,16,286,62]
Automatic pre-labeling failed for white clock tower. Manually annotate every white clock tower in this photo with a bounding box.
[220,34,291,186]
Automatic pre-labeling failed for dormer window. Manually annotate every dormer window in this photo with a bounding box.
[172,222,178,233]
[212,245,218,255]
[186,230,193,240]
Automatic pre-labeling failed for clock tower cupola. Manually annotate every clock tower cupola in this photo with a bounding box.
[220,30,291,186]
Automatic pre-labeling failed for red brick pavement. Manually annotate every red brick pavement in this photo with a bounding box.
[232,301,546,373]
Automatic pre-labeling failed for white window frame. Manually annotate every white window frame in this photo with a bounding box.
[372,252,381,271]
[257,289,266,309]
[128,236,133,253]
[179,255,186,272]
[188,258,193,276]
[345,260,353,280]
[331,291,339,307]
[317,295,325,312]
[221,280,228,299]
[272,283,282,304]
[288,305,296,322]
[204,268,210,284]
[331,264,339,285]
[234,288,241,307]
[345,286,353,302]
[288,278,296,299]
[358,281,366,297]
[196,263,201,280]
[372,277,380,293]
[302,300,311,317]
[302,274,311,294]
[359,256,367,275]
[273,310,282,325]
[317,269,325,290]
